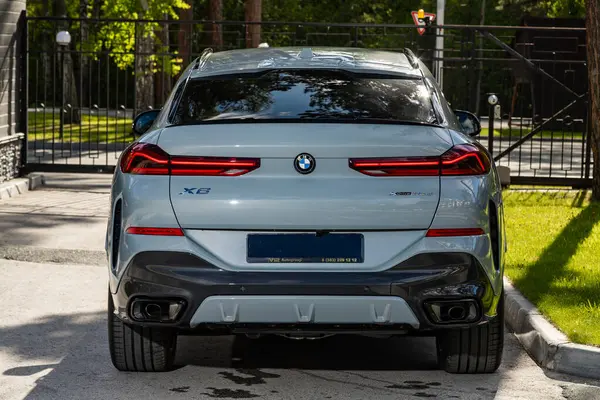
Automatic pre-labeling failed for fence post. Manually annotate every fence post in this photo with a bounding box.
[16,10,28,172]
[487,93,497,157]
[133,22,138,119]
[584,94,592,180]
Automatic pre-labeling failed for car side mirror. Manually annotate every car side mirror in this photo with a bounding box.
[454,110,482,137]
[132,109,161,136]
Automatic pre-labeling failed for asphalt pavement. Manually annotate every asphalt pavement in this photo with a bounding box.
[2,260,600,400]
[0,173,108,264]
[1,174,600,400]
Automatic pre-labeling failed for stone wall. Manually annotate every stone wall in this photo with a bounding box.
[0,134,23,183]
[0,0,26,182]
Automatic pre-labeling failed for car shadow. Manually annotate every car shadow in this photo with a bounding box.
[0,310,513,400]
[178,334,439,371]
[2,311,598,400]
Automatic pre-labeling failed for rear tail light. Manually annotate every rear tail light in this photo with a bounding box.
[349,144,491,177]
[348,157,440,176]
[126,227,184,236]
[170,156,260,176]
[120,143,260,176]
[120,143,170,175]
[426,228,485,237]
[441,144,491,176]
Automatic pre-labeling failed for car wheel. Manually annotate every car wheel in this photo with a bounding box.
[436,291,504,374]
[108,290,177,372]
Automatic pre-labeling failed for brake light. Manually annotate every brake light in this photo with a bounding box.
[349,144,490,177]
[120,143,260,176]
[170,156,260,176]
[120,143,170,175]
[126,227,184,236]
[441,144,491,176]
[348,157,440,176]
[426,228,485,237]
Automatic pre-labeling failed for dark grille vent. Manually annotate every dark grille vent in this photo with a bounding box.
[111,199,122,271]
[489,200,500,271]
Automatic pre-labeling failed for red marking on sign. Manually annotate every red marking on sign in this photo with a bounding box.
[411,11,436,36]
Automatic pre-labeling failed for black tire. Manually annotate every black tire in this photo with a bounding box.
[436,292,504,374]
[108,291,177,372]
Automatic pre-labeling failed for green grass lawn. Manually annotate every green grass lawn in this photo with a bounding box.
[503,189,600,346]
[480,127,584,140]
[28,112,134,144]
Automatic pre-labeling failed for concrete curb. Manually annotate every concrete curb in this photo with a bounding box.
[0,174,45,200]
[504,277,600,380]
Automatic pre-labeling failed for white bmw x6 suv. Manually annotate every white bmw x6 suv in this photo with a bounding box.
[106,46,506,374]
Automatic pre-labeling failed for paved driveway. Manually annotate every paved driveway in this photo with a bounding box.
[1,260,600,400]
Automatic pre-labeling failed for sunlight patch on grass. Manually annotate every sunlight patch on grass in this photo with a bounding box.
[503,190,600,346]
[28,112,134,144]
[480,128,584,140]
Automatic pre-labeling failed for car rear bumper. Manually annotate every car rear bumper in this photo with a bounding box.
[190,295,420,327]
[110,251,501,334]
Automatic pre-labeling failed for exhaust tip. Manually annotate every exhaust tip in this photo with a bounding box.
[424,299,480,324]
[145,303,162,319]
[447,305,467,321]
[130,298,186,323]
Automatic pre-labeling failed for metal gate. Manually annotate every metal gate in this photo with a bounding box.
[19,16,593,186]
[476,20,592,187]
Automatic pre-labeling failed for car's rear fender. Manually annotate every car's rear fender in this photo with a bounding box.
[107,168,183,293]
[430,170,504,295]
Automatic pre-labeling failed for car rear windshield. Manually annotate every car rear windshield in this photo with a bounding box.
[169,70,437,125]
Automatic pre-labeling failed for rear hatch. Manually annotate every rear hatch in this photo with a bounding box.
[162,123,452,230]
[161,68,453,231]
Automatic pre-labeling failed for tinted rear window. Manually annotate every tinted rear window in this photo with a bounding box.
[170,70,437,125]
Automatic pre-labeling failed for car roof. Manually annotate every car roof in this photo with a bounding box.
[189,47,422,79]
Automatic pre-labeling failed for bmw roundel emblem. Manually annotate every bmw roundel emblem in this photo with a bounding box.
[294,153,316,174]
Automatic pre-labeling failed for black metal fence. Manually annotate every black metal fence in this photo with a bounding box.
[21,16,593,186]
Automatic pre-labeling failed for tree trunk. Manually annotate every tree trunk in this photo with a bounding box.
[154,16,171,107]
[79,0,90,107]
[135,30,155,113]
[208,0,223,49]
[178,4,193,66]
[41,0,52,109]
[79,0,101,109]
[245,0,262,48]
[586,0,600,200]
[54,0,81,125]
[61,50,81,124]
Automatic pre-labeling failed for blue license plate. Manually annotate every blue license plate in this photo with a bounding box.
[246,233,364,263]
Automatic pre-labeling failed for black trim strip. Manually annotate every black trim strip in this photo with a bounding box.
[166,118,443,128]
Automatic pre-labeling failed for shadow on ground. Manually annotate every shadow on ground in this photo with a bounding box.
[514,204,599,303]
[0,311,496,399]
[1,309,599,400]
[40,173,112,194]
[0,173,110,256]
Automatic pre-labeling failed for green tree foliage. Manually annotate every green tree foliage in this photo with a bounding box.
[209,0,583,26]
[497,0,585,18]
[27,0,585,69]
[27,0,190,75]
[25,0,585,110]
[91,0,189,75]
